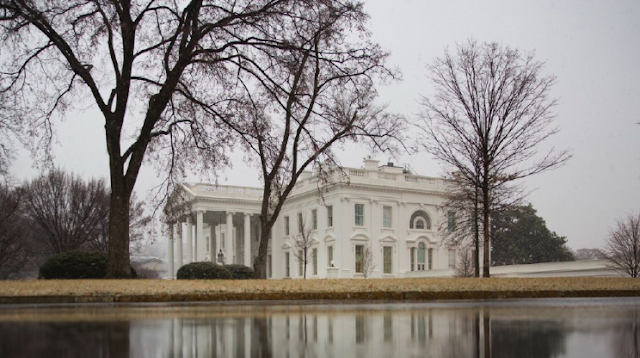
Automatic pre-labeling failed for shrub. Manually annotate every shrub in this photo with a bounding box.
[176,262,232,280]
[226,264,255,280]
[39,251,137,279]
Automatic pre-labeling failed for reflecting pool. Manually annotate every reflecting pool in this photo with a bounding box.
[0,297,638,357]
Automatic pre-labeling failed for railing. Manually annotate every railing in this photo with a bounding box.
[194,184,263,196]
[403,175,436,184]
[378,173,398,180]
[348,169,367,177]
[343,169,440,186]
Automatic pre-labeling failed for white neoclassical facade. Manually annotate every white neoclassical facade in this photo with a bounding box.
[165,158,460,279]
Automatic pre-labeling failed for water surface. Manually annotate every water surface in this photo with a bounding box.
[0,297,638,357]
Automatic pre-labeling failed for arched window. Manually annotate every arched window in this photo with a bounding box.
[417,242,426,271]
[410,210,431,230]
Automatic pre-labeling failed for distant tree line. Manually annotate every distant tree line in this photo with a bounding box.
[0,169,151,279]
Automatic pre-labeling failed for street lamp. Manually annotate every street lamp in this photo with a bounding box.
[217,249,224,265]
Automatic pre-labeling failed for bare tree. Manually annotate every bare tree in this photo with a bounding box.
[0,0,330,277]
[419,40,571,277]
[0,183,34,279]
[213,1,403,278]
[23,169,110,254]
[602,213,640,278]
[360,246,376,279]
[22,169,151,256]
[454,249,475,278]
[292,216,313,279]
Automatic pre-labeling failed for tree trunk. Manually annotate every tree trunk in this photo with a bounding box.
[474,185,480,278]
[303,251,307,279]
[253,215,271,279]
[106,189,132,278]
[482,165,491,278]
[482,187,491,278]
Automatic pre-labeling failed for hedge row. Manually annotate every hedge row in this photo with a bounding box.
[39,251,137,279]
[177,262,255,280]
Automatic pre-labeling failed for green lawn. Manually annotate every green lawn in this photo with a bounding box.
[0,277,638,304]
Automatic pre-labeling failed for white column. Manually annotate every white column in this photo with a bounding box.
[186,216,193,264]
[168,222,174,279]
[176,222,183,270]
[210,225,215,263]
[197,210,204,262]
[215,225,221,263]
[226,212,233,264]
[244,213,251,267]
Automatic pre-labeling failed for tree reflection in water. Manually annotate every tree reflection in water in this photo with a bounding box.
[490,318,567,358]
[0,299,639,357]
[614,306,640,358]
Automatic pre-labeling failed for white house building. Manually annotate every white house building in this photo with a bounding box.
[165,158,461,279]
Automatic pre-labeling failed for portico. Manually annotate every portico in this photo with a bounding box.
[165,185,264,278]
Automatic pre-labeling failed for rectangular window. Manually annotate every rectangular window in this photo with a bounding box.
[448,249,456,269]
[298,212,304,234]
[383,246,392,274]
[410,248,415,271]
[355,245,364,273]
[312,209,318,230]
[298,249,303,276]
[448,211,456,232]
[428,248,433,270]
[312,248,318,275]
[284,216,290,236]
[206,236,210,252]
[328,246,334,266]
[268,254,272,278]
[355,204,364,226]
[383,206,392,228]
[327,206,333,227]
[285,252,290,278]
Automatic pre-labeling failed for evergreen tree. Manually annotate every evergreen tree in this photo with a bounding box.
[491,205,574,266]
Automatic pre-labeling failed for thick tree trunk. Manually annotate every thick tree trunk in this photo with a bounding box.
[106,188,132,278]
[253,216,271,279]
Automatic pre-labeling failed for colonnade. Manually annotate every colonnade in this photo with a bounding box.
[166,211,257,279]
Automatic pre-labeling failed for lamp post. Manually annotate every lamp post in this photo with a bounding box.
[217,249,224,265]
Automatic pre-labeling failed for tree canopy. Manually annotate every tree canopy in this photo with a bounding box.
[491,204,574,266]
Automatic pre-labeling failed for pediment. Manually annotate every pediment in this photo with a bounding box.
[379,235,397,243]
[350,233,370,241]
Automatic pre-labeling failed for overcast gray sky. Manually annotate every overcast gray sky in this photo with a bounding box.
[10,0,640,251]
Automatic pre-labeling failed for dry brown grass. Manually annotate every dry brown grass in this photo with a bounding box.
[0,277,638,304]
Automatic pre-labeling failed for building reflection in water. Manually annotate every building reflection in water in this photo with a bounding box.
[0,298,639,358]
